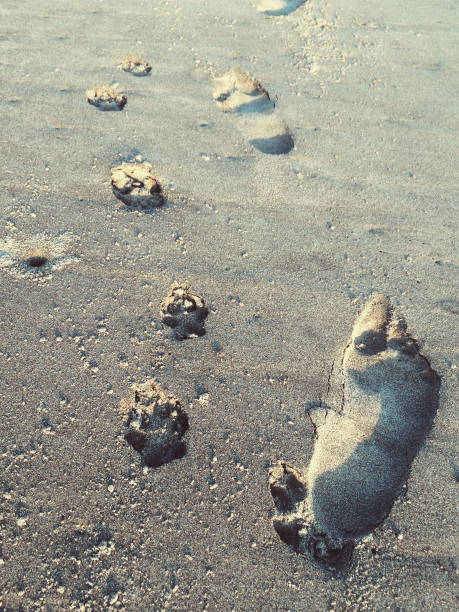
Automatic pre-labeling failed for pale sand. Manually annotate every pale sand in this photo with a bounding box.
[0,0,457,609]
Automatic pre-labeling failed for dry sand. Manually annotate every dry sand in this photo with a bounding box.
[0,0,457,610]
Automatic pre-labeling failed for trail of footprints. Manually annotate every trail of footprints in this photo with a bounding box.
[3,5,444,576]
[119,283,208,468]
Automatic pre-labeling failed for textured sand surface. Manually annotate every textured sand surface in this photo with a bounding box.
[0,0,457,609]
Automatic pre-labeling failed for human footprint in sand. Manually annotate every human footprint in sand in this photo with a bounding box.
[213,67,294,155]
[270,294,440,570]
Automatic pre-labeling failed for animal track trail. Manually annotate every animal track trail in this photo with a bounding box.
[270,294,440,571]
[257,0,307,16]
[212,67,294,155]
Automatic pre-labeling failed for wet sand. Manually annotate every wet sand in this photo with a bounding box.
[0,0,457,609]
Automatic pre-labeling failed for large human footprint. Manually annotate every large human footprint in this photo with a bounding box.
[269,294,440,570]
[213,67,294,155]
[257,0,307,16]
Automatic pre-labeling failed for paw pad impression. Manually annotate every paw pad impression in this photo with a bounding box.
[160,283,208,340]
[120,380,188,468]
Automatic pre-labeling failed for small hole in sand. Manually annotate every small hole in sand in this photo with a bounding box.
[26,256,48,268]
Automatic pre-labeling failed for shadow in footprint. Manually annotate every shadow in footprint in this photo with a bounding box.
[250,133,295,155]
[258,0,307,16]
[228,96,275,116]
[311,356,439,543]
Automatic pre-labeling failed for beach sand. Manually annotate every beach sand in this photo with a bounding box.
[0,0,457,609]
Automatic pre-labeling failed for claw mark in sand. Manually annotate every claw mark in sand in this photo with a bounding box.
[213,67,294,155]
[270,294,440,570]
[160,283,209,340]
[257,0,307,16]
[120,380,188,468]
